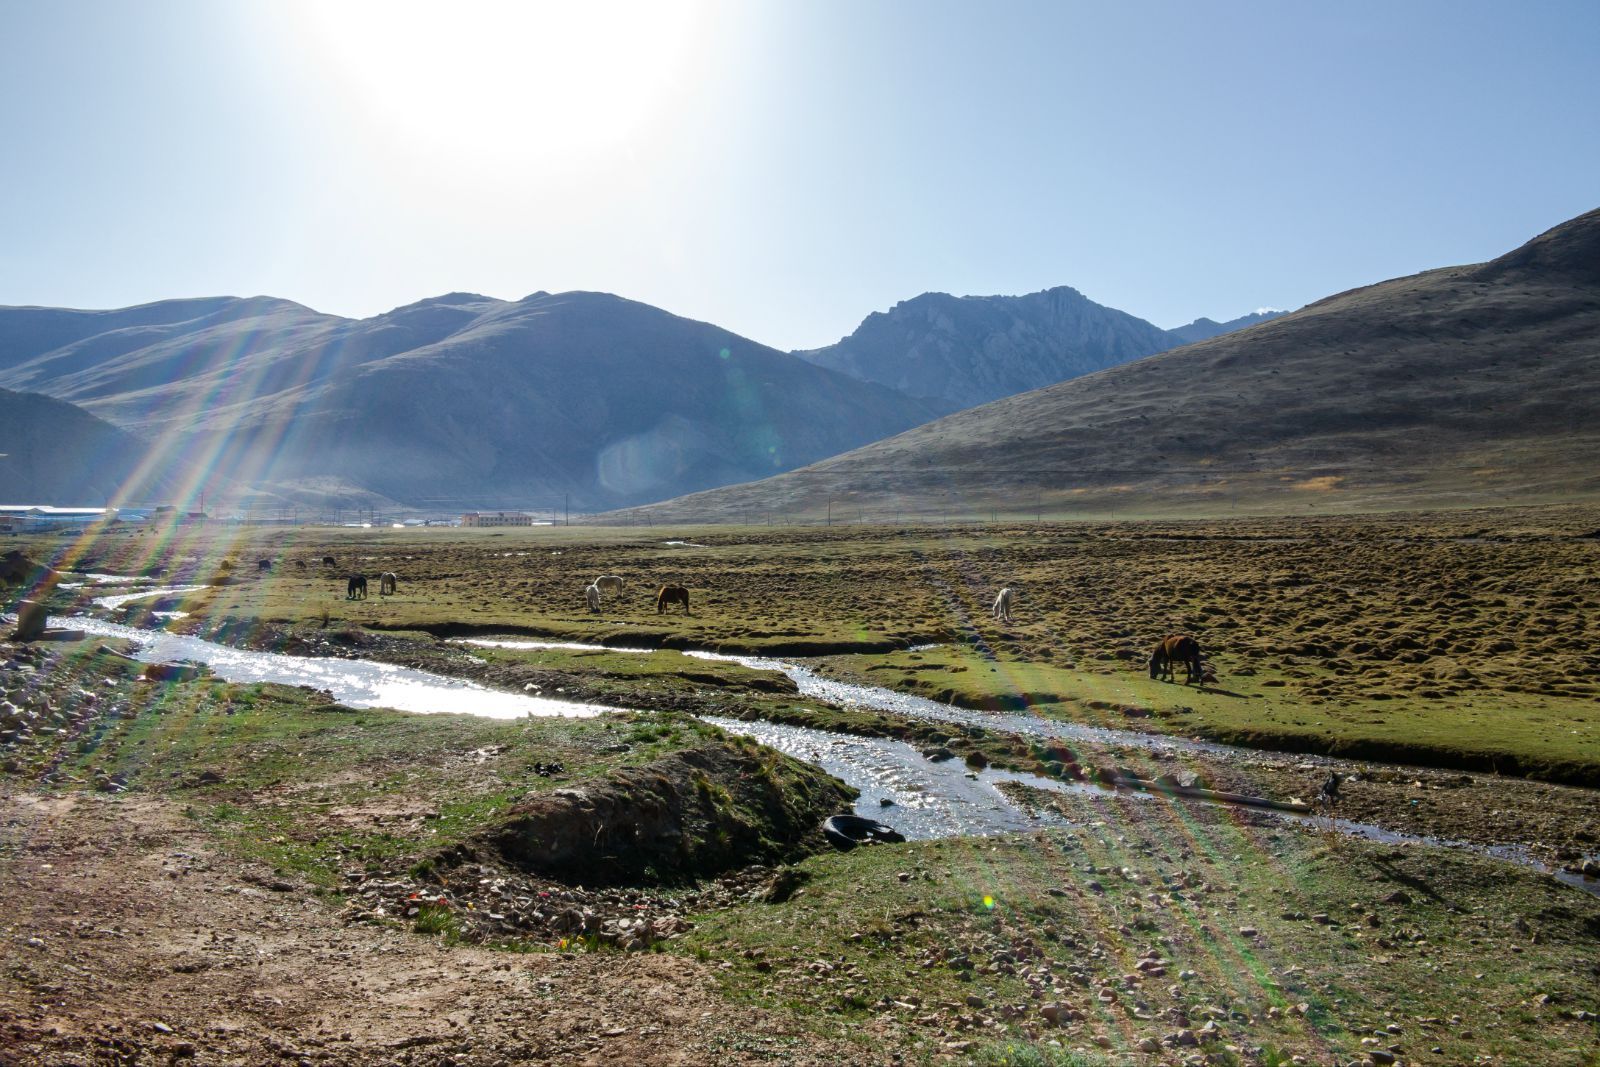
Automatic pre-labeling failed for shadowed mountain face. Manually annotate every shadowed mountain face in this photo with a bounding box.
[0,292,943,511]
[610,208,1600,521]
[0,389,190,505]
[794,286,1179,411]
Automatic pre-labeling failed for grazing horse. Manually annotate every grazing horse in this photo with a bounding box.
[656,585,690,615]
[322,555,337,567]
[594,574,625,596]
[257,558,272,572]
[584,583,601,613]
[992,587,1015,623]
[346,575,367,600]
[379,572,398,596]
[1149,634,1204,685]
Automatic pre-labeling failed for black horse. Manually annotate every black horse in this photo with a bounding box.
[346,575,368,600]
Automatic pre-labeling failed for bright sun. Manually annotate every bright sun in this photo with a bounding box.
[294,0,709,165]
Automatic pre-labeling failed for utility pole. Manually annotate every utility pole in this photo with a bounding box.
[827,497,833,527]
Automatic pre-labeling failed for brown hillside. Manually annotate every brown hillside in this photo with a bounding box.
[609,207,1600,521]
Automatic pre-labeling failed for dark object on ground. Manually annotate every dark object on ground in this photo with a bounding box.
[533,761,564,777]
[1150,634,1204,685]
[12,600,48,641]
[257,558,272,571]
[142,662,204,683]
[322,555,336,566]
[822,814,906,852]
[346,575,367,600]
[1316,771,1341,811]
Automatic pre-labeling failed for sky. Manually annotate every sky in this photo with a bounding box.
[1,0,1596,351]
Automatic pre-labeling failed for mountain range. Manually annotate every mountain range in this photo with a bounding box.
[0,280,1272,510]
[0,292,947,510]
[608,207,1600,521]
[795,289,1280,411]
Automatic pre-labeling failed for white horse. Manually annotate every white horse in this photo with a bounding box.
[584,583,601,613]
[379,572,398,596]
[594,575,625,596]
[992,587,1015,623]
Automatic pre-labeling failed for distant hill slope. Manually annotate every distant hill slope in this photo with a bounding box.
[609,208,1600,521]
[794,286,1177,411]
[0,292,943,511]
[0,388,187,504]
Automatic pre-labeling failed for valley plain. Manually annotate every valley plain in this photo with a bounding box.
[2,509,1598,1065]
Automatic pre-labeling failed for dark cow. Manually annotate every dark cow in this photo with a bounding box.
[346,575,368,600]
[655,585,690,615]
[1149,634,1204,685]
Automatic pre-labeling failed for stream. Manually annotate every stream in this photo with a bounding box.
[14,591,1596,894]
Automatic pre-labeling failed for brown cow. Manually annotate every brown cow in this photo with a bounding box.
[655,585,690,615]
[1149,634,1204,685]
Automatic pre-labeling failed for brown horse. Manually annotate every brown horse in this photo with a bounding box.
[1150,634,1203,685]
[656,585,690,615]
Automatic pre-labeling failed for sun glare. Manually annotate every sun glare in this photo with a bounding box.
[293,0,708,166]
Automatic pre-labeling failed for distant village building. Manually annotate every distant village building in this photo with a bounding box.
[460,511,544,528]
[0,506,129,532]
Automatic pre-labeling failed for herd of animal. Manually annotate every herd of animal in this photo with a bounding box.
[260,557,695,615]
[994,585,1214,686]
[264,561,1208,681]
[584,575,692,615]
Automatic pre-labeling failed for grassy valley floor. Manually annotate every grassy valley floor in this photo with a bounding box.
[2,507,1598,1064]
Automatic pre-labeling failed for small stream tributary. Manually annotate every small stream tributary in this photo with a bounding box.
[15,591,1596,894]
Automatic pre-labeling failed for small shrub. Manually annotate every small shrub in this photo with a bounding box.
[412,903,459,938]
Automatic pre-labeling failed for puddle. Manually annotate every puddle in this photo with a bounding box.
[59,573,158,590]
[65,616,616,719]
[459,638,654,654]
[92,585,210,611]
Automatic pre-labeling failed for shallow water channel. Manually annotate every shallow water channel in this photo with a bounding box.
[20,599,1596,894]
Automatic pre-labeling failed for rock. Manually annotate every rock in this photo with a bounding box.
[142,662,203,683]
[1137,1037,1161,1053]
[12,601,47,642]
[923,747,956,762]
[1367,1051,1397,1065]
[1382,889,1412,905]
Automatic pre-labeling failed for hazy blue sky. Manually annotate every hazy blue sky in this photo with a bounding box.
[2,0,1596,350]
